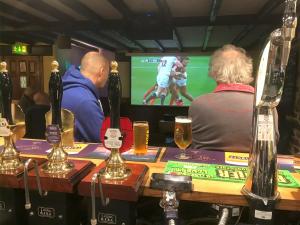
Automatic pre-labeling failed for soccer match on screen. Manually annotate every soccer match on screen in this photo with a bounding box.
[131,56,216,106]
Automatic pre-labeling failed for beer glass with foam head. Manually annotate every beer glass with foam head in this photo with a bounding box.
[133,121,149,154]
[174,116,192,159]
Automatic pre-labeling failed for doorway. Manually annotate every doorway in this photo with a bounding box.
[2,56,43,100]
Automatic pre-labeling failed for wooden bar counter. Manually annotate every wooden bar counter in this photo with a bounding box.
[21,147,300,212]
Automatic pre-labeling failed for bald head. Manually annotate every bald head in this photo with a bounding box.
[80,51,109,88]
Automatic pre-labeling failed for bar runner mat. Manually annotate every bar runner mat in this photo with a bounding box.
[81,144,161,162]
[164,161,300,188]
[161,147,295,171]
[9,139,161,163]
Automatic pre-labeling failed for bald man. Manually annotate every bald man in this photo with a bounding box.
[62,51,109,143]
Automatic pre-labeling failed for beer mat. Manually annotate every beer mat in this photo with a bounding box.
[80,144,161,162]
[45,143,88,155]
[6,139,87,156]
[161,147,227,164]
[13,139,51,155]
[164,161,300,188]
[161,147,294,171]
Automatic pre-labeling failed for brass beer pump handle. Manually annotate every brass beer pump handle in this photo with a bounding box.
[24,158,46,210]
[0,61,8,73]
[0,61,13,124]
[42,60,73,174]
[108,61,121,129]
[49,60,63,129]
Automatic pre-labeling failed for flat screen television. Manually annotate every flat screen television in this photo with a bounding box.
[131,56,216,106]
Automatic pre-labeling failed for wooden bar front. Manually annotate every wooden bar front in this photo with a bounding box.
[21,147,300,212]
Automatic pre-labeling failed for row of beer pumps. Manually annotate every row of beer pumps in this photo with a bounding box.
[0,0,298,224]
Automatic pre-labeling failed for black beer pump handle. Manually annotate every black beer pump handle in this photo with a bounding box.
[49,61,62,129]
[0,61,13,125]
[108,61,121,129]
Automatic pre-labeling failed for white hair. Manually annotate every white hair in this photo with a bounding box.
[209,44,253,84]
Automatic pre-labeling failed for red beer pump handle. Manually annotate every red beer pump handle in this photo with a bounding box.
[100,117,133,153]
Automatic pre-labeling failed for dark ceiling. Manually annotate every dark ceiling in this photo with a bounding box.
[0,0,297,52]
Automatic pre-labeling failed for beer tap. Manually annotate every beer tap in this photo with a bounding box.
[49,61,63,129]
[242,1,297,224]
[0,61,24,172]
[150,173,193,225]
[42,61,73,174]
[108,61,121,129]
[0,62,13,125]
[100,61,130,180]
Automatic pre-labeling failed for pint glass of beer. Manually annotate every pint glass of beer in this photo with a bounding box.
[133,121,149,154]
[174,116,192,159]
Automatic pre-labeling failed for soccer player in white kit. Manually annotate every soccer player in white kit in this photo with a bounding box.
[145,56,178,105]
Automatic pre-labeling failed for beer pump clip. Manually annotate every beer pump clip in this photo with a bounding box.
[242,0,297,224]
[150,173,193,225]
[100,117,133,153]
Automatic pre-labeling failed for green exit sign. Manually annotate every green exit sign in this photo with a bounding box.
[12,43,28,55]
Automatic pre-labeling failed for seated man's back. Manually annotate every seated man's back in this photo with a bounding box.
[61,52,109,143]
[189,88,253,152]
[189,44,278,153]
[25,92,50,139]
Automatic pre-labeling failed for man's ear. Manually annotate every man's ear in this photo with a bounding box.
[99,66,104,77]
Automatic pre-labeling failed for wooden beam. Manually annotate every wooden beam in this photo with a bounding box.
[0,14,282,32]
[232,0,285,44]
[202,0,222,51]
[0,32,34,44]
[92,31,131,51]
[154,40,165,52]
[107,0,148,51]
[58,0,103,21]
[20,0,75,22]
[107,0,135,22]
[26,32,55,44]
[155,0,183,51]
[71,32,116,51]
[155,0,172,23]
[129,39,146,52]
[0,2,48,23]
[0,16,23,27]
[0,31,55,44]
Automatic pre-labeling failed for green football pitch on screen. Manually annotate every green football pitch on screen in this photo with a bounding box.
[131,56,216,106]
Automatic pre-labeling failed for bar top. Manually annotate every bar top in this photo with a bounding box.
[20,145,300,212]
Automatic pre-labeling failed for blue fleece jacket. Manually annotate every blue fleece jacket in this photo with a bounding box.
[62,65,104,143]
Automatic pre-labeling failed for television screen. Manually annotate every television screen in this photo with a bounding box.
[131,56,216,106]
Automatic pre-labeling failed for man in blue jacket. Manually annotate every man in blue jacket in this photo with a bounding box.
[62,51,109,143]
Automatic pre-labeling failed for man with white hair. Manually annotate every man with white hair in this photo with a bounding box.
[189,44,278,152]
[62,51,109,143]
